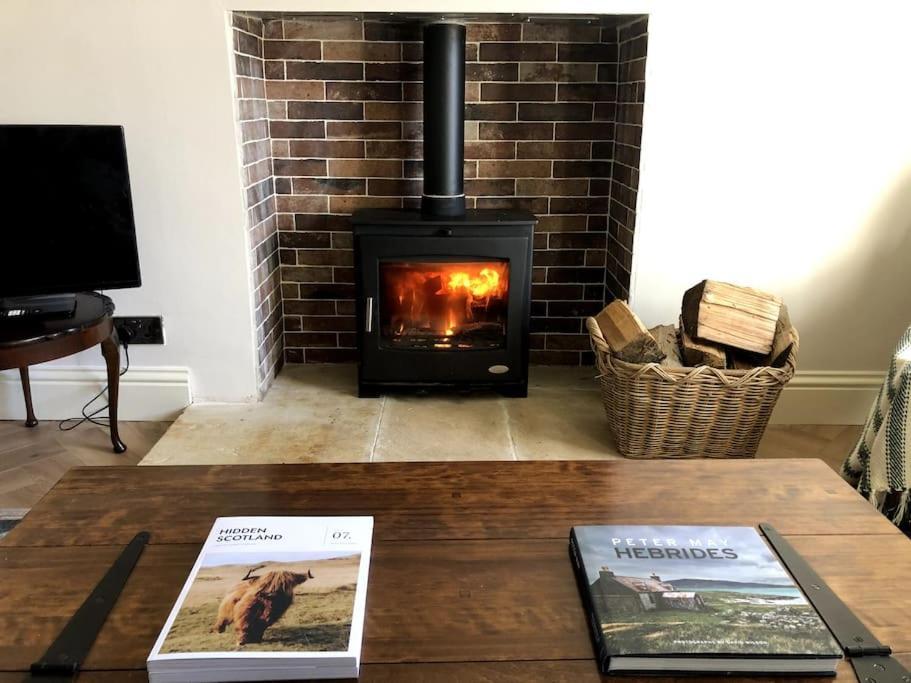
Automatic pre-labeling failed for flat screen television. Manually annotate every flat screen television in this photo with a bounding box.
[0,124,141,298]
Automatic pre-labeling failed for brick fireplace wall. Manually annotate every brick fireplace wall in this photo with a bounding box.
[232,13,283,394]
[605,16,648,302]
[231,13,647,366]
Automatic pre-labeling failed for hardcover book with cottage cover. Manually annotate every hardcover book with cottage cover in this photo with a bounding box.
[569,525,841,675]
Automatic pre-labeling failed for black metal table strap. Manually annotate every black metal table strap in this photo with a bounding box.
[761,523,910,683]
[27,531,150,681]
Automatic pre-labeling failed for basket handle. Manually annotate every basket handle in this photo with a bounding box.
[586,316,611,354]
[780,326,800,380]
[586,317,613,376]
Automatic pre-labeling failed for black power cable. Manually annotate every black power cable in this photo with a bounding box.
[57,340,130,432]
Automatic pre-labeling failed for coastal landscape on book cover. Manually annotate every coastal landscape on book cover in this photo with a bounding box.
[160,550,360,654]
[574,525,838,656]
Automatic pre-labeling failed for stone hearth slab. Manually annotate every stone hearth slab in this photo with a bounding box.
[372,395,514,462]
[139,365,623,466]
[505,387,619,460]
[140,365,380,465]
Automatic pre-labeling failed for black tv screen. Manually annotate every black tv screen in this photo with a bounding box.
[0,125,141,298]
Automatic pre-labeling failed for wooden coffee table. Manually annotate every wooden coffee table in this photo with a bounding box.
[2,459,908,682]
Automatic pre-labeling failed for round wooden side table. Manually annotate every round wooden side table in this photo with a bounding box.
[0,292,126,453]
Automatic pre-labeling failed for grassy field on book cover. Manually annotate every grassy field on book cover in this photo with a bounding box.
[599,590,831,654]
[160,552,359,654]
[577,526,836,655]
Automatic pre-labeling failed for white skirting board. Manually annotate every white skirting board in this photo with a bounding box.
[0,365,191,422]
[0,365,882,426]
[770,370,883,425]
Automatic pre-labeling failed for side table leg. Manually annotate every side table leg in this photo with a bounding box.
[19,367,38,428]
[100,332,127,454]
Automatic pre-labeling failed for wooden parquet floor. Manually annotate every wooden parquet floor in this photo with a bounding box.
[755,424,861,472]
[0,420,171,509]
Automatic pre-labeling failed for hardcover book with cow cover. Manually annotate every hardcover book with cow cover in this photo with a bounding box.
[147,516,373,682]
[569,525,841,675]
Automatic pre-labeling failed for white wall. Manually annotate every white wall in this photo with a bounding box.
[0,1,259,406]
[631,0,911,421]
[633,1,911,366]
[2,0,908,422]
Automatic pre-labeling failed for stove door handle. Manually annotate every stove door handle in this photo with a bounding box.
[365,297,374,333]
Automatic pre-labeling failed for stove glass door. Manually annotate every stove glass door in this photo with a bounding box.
[379,260,510,350]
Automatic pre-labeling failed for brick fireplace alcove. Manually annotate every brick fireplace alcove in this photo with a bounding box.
[230,12,647,392]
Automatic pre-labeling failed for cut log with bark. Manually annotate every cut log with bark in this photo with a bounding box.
[681,280,782,355]
[678,316,726,369]
[649,324,684,368]
[766,304,795,368]
[594,300,665,363]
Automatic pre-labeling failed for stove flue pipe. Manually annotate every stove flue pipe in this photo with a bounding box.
[421,22,466,218]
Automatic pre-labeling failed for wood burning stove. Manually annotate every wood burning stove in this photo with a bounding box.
[353,210,534,397]
[352,21,536,397]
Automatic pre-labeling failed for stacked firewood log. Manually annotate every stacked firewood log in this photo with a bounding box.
[592,280,795,370]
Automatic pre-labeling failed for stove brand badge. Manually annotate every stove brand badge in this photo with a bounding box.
[488,365,509,374]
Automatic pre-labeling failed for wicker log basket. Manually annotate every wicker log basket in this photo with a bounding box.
[586,317,799,459]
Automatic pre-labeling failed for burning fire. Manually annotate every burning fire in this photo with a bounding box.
[445,267,502,299]
[382,261,509,338]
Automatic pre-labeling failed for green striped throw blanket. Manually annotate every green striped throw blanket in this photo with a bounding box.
[842,325,911,527]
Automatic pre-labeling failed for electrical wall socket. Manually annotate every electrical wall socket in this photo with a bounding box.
[113,316,165,345]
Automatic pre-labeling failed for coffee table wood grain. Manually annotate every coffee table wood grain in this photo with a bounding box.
[1,459,907,682]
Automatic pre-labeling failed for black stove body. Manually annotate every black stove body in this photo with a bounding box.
[353,209,534,397]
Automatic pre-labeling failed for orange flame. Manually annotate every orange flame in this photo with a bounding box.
[446,267,502,298]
